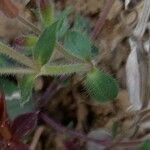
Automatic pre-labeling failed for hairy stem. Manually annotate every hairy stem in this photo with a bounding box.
[0,42,37,69]
[17,15,84,62]
[0,68,35,75]
[40,63,90,76]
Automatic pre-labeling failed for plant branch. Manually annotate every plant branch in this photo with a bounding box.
[17,15,85,62]
[17,15,41,34]
[40,63,90,76]
[56,43,83,62]
[40,113,143,149]
[0,68,35,75]
[0,42,37,69]
[91,0,115,40]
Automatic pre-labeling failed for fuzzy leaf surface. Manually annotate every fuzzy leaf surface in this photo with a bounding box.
[34,22,57,66]
[85,68,119,102]
[139,140,150,150]
[64,31,92,60]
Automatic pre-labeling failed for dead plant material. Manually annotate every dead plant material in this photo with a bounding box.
[0,0,19,18]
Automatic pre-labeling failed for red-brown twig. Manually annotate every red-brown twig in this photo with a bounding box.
[91,0,115,40]
[40,113,143,149]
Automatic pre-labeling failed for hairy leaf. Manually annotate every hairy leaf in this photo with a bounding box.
[40,63,89,76]
[56,7,73,39]
[19,75,36,105]
[74,16,90,32]
[34,22,57,66]
[85,68,119,102]
[64,31,92,60]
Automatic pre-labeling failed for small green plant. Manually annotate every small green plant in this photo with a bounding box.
[0,1,118,106]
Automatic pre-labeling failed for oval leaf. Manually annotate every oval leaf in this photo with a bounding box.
[64,31,92,60]
[11,112,38,138]
[34,22,57,66]
[19,75,35,105]
[85,68,119,102]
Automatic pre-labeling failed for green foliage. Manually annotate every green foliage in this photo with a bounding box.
[33,22,57,66]
[56,7,73,38]
[0,78,17,95]
[85,68,119,102]
[19,75,36,105]
[39,0,54,27]
[0,4,119,108]
[139,140,150,150]
[74,16,91,32]
[40,63,88,76]
[64,31,92,60]
[0,78,35,119]
[24,36,38,47]
[57,17,69,39]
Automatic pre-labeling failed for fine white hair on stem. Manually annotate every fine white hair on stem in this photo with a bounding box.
[126,38,142,110]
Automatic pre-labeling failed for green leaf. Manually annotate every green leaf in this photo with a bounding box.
[0,78,35,120]
[85,68,119,103]
[39,0,54,27]
[40,63,88,76]
[139,140,150,150]
[7,98,35,120]
[24,36,38,47]
[58,6,73,19]
[19,75,36,105]
[57,17,69,39]
[74,16,90,32]
[0,78,17,95]
[34,22,57,66]
[64,31,92,60]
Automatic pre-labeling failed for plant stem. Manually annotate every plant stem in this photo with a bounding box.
[38,76,68,107]
[0,42,37,69]
[17,15,84,62]
[40,113,110,146]
[0,68,35,75]
[40,64,89,76]
[17,15,41,34]
[91,0,115,40]
[40,113,143,149]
